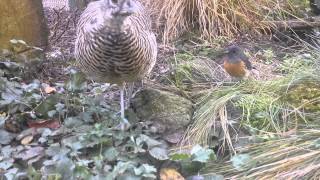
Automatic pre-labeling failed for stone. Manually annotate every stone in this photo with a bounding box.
[130,88,194,135]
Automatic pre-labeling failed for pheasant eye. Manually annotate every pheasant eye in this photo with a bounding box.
[111,0,118,4]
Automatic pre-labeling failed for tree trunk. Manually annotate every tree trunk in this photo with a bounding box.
[0,0,48,51]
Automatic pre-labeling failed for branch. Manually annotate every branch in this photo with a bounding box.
[263,16,320,31]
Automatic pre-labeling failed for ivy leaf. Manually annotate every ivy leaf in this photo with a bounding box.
[79,112,93,123]
[149,147,169,160]
[46,143,70,157]
[231,154,256,171]
[65,71,87,92]
[103,147,119,162]
[191,145,215,163]
[55,103,65,112]
[22,80,40,92]
[55,156,75,179]
[134,164,157,179]
[1,90,22,102]
[137,134,162,149]
[42,156,75,180]
[62,136,84,153]
[64,117,84,128]
[108,161,136,179]
[170,153,190,161]
[34,94,60,117]
[47,110,57,117]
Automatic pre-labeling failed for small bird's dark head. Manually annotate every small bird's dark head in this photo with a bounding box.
[223,45,255,70]
[224,45,243,57]
[102,0,139,18]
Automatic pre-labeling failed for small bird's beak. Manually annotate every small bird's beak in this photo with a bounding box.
[221,49,229,55]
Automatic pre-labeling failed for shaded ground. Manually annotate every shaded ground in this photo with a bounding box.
[0,2,319,179]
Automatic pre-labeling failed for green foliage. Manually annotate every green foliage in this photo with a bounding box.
[261,48,275,65]
[65,70,87,92]
[235,93,285,133]
[0,61,164,179]
[276,54,314,74]
[169,145,216,175]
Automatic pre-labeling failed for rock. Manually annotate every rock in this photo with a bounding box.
[130,88,193,135]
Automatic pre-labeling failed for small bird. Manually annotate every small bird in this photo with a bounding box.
[222,45,254,80]
[74,0,157,129]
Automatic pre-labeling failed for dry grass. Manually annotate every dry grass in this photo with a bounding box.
[142,0,303,43]
[200,129,320,179]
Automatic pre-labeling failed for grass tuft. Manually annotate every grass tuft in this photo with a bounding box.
[200,129,320,179]
[142,0,307,43]
[180,65,320,153]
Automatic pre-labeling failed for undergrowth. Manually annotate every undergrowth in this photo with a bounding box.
[142,0,309,43]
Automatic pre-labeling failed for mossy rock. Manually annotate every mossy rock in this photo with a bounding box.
[130,88,194,134]
[283,81,320,113]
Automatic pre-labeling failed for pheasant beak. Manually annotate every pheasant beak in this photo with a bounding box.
[114,0,138,16]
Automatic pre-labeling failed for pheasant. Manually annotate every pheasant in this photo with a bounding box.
[74,0,157,128]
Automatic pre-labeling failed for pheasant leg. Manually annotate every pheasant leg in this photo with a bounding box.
[116,82,130,130]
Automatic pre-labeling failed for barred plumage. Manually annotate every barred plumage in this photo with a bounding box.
[74,0,157,127]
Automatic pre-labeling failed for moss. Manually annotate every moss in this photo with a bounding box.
[131,89,194,132]
[283,82,320,113]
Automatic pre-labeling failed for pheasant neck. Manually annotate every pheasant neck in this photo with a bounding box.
[105,16,127,32]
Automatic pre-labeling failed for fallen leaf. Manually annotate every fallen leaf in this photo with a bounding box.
[44,86,56,94]
[4,117,23,133]
[163,130,184,144]
[16,128,36,141]
[21,135,34,145]
[160,168,185,180]
[1,146,14,158]
[0,159,14,170]
[27,119,60,129]
[4,167,18,180]
[15,147,44,161]
[46,143,70,157]
[0,130,16,145]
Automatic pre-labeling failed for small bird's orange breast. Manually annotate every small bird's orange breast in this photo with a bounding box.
[223,59,246,78]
